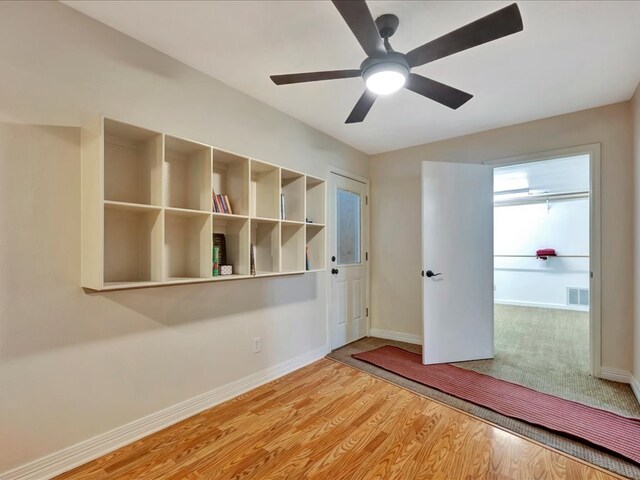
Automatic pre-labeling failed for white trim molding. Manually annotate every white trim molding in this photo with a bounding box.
[0,346,330,480]
[631,375,640,404]
[599,366,633,384]
[370,329,422,345]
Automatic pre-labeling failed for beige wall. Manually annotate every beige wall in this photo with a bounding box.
[633,84,640,384]
[370,102,634,373]
[0,2,368,472]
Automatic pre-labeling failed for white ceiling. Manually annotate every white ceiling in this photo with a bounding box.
[494,154,590,194]
[63,1,640,155]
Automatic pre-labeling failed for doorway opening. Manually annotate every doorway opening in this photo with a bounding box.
[493,154,591,380]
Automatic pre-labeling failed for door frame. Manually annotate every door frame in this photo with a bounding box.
[327,167,371,349]
[485,143,602,378]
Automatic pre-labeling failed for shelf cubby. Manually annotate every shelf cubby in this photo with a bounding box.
[250,160,280,220]
[213,149,250,216]
[104,203,163,285]
[281,224,305,273]
[281,169,305,223]
[306,224,326,271]
[251,219,280,275]
[104,118,163,206]
[213,216,250,277]
[164,135,212,212]
[305,175,326,225]
[164,210,211,281]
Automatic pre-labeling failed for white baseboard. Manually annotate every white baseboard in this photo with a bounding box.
[599,366,633,384]
[370,328,422,345]
[494,299,588,312]
[631,375,640,405]
[0,345,330,480]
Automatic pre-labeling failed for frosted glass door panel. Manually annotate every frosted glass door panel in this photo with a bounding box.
[337,188,361,265]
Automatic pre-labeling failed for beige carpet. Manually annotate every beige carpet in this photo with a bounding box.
[454,304,640,417]
[327,305,640,479]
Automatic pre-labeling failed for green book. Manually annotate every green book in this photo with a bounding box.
[213,246,220,276]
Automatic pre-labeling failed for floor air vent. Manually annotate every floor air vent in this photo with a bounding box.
[567,287,589,307]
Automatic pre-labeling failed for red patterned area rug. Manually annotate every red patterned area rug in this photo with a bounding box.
[352,345,640,465]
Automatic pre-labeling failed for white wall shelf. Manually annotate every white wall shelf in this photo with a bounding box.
[103,202,163,286]
[82,116,327,291]
[251,218,280,275]
[281,168,305,223]
[164,210,211,281]
[305,224,326,272]
[281,223,305,273]
[164,135,212,212]
[250,160,280,220]
[103,119,163,207]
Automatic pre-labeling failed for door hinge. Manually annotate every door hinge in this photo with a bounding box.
[366,252,368,261]
[366,195,368,205]
[366,307,369,317]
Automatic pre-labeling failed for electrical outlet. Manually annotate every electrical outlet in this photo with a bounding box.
[252,337,261,354]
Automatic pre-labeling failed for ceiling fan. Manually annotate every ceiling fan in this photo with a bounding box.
[270,1,523,124]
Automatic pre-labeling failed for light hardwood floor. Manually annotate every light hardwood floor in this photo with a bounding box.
[55,359,623,480]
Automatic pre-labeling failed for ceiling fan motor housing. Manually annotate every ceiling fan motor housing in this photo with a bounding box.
[375,14,400,39]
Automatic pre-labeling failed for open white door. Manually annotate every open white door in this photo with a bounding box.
[422,161,494,365]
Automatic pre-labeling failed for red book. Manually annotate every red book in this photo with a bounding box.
[536,248,556,259]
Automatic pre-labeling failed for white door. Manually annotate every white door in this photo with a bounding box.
[422,161,494,364]
[330,173,368,349]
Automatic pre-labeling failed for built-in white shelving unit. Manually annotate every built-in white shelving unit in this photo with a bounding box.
[81,116,326,291]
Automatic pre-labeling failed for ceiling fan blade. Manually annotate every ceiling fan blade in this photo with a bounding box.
[405,3,523,68]
[346,90,377,123]
[405,73,473,109]
[270,69,361,85]
[332,0,386,58]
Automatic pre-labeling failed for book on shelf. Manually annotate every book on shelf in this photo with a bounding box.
[212,246,220,276]
[224,195,233,214]
[306,244,310,271]
[212,233,227,265]
[212,192,233,214]
[280,193,286,220]
[250,243,256,276]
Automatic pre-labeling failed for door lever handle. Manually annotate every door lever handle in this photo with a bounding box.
[425,270,441,278]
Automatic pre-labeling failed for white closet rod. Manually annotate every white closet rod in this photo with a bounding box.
[494,255,588,258]
[494,190,588,206]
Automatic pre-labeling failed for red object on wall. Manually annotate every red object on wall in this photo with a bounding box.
[536,248,557,260]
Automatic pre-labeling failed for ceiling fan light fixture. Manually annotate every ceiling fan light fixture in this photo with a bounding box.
[363,62,408,95]
[270,1,524,123]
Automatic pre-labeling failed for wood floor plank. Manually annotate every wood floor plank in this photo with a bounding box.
[54,359,625,480]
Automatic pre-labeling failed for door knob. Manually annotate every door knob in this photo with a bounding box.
[331,268,339,275]
[425,270,442,278]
